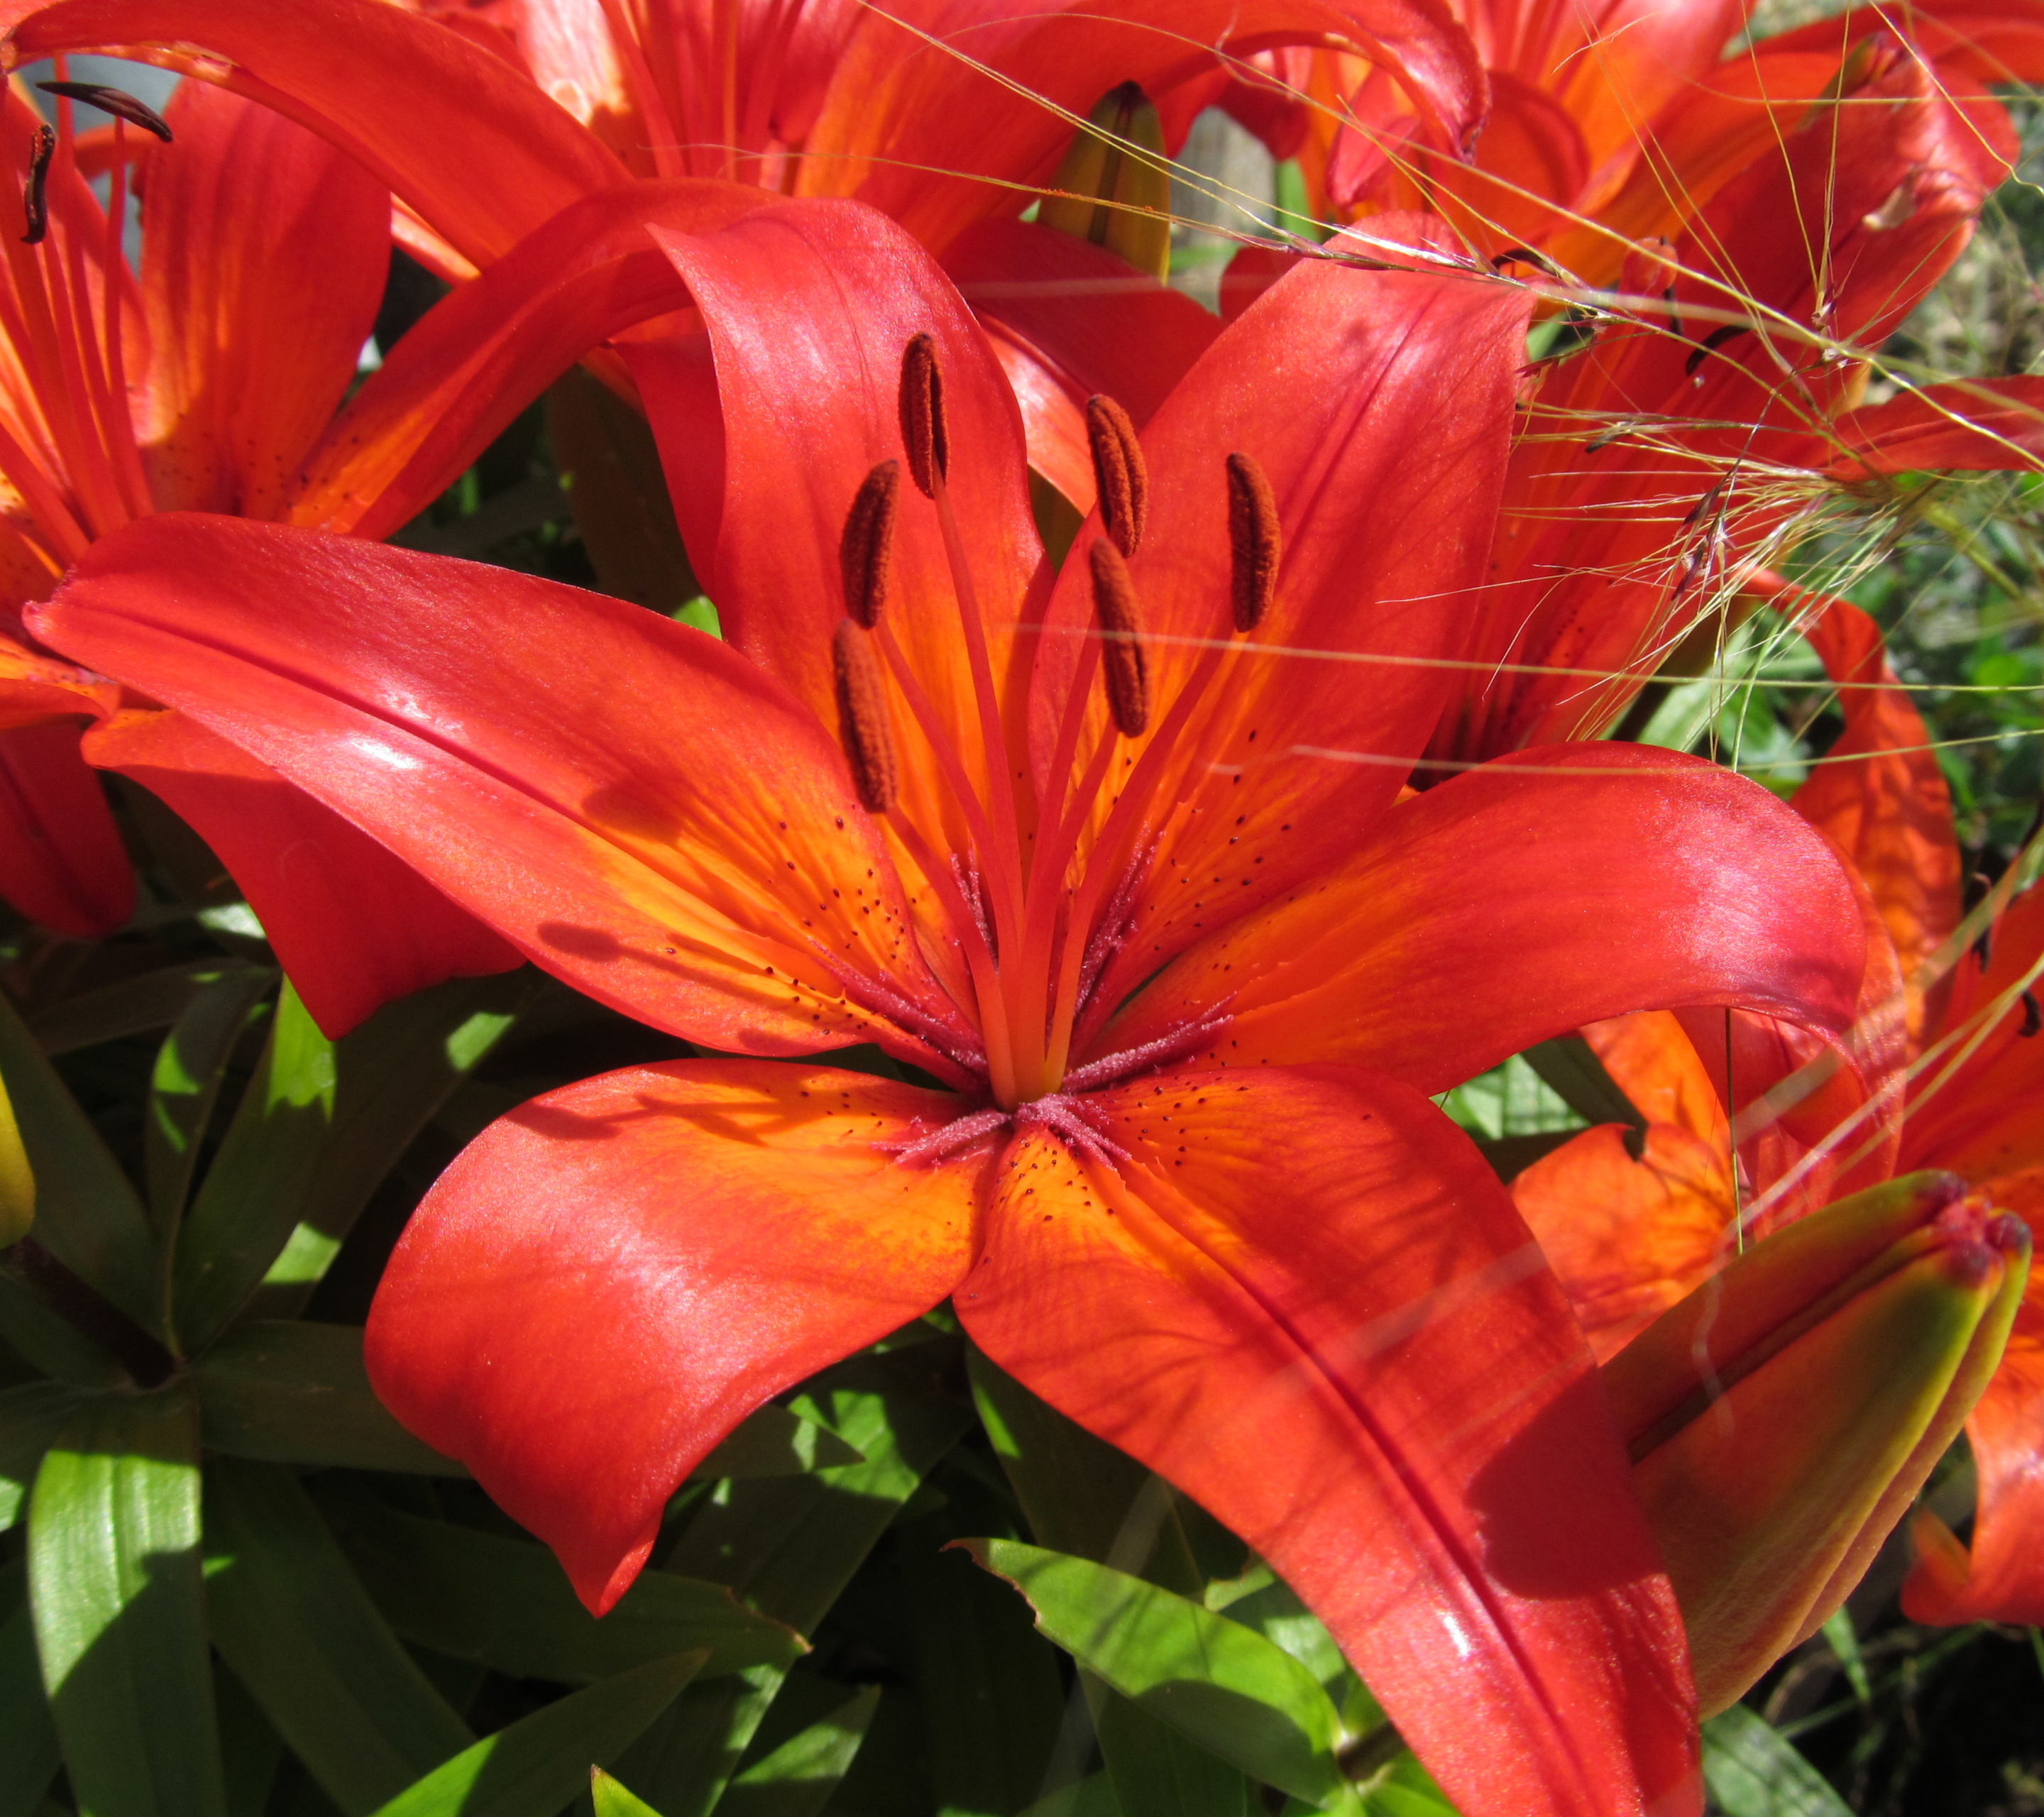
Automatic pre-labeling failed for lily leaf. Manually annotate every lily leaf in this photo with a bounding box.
[615,1351,969,1817]
[0,1559,60,1817]
[367,1652,706,1817]
[192,1322,463,1476]
[172,983,336,1353]
[718,1686,879,1817]
[688,1400,862,1481]
[1700,1707,1852,1817]
[27,959,269,1058]
[316,1481,804,1683]
[591,1769,667,1817]
[1018,1773,1122,1817]
[251,970,540,1320]
[145,967,275,1233]
[960,1538,1350,1808]
[27,1386,228,1817]
[204,1458,475,1815]
[0,1266,126,1389]
[0,987,158,1334]
[0,1381,97,1530]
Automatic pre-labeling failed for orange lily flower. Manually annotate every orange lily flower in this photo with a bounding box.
[32,197,1889,1816]
[0,0,1481,515]
[1509,588,2044,1626]
[1209,0,2043,277]
[0,64,789,1025]
[1419,36,2044,777]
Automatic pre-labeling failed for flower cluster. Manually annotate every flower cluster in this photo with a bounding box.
[0,2,2038,1813]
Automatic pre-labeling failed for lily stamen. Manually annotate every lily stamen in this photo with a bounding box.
[1088,539,1150,737]
[830,617,899,814]
[18,125,53,245]
[839,458,898,629]
[1085,393,1147,555]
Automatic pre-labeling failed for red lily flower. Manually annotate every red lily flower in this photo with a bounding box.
[1416,36,2043,777]
[34,197,1882,1816]
[0,59,791,1024]
[1507,589,2044,1625]
[0,0,1473,509]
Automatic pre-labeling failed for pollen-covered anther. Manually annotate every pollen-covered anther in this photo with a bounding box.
[832,618,899,814]
[1085,394,1148,555]
[1225,451,1280,632]
[899,332,950,497]
[35,80,174,142]
[1088,539,1150,737]
[840,459,899,628]
[19,124,53,246]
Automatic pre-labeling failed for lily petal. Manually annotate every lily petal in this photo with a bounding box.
[0,716,130,934]
[1781,586,1962,1031]
[290,178,768,539]
[137,81,386,520]
[33,517,970,1070]
[0,0,628,269]
[366,1058,984,1613]
[628,197,1043,845]
[1828,375,2044,478]
[1903,882,2044,1180]
[960,1063,1700,1817]
[1092,744,1864,1095]
[82,707,517,1036]
[803,0,1487,251]
[1035,248,1529,1023]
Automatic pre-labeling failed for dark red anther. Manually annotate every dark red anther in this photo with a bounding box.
[1225,451,1280,632]
[19,125,53,245]
[840,459,900,629]
[2021,989,2040,1039]
[1089,539,1150,737]
[1085,394,1147,556]
[899,333,949,498]
[37,82,174,143]
[833,619,899,813]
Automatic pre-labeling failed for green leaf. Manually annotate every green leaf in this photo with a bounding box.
[316,1481,803,1683]
[671,1351,975,1634]
[172,983,336,1353]
[903,1537,1063,1816]
[0,1381,97,1530]
[1701,1706,1852,1817]
[961,1539,1349,1808]
[1517,1036,1647,1143]
[967,1348,1204,1596]
[192,1322,463,1476]
[689,1402,862,1481]
[718,1687,879,1817]
[591,1769,666,1817]
[26,960,270,1058]
[1092,1691,1251,1817]
[204,1459,475,1815]
[367,1652,705,1817]
[0,1266,128,1388]
[27,1385,228,1817]
[0,1559,60,1817]
[0,987,158,1333]
[1820,1609,1871,1706]
[248,972,539,1321]
[617,1351,970,1817]
[146,967,275,1234]
[1018,1773,1121,1817]
[213,1665,284,1817]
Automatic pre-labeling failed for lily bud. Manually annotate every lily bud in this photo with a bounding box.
[1600,1171,2028,1715]
[0,1070,32,1246]
[1040,82,1171,281]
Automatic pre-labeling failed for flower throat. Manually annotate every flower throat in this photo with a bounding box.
[829,334,1280,1114]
